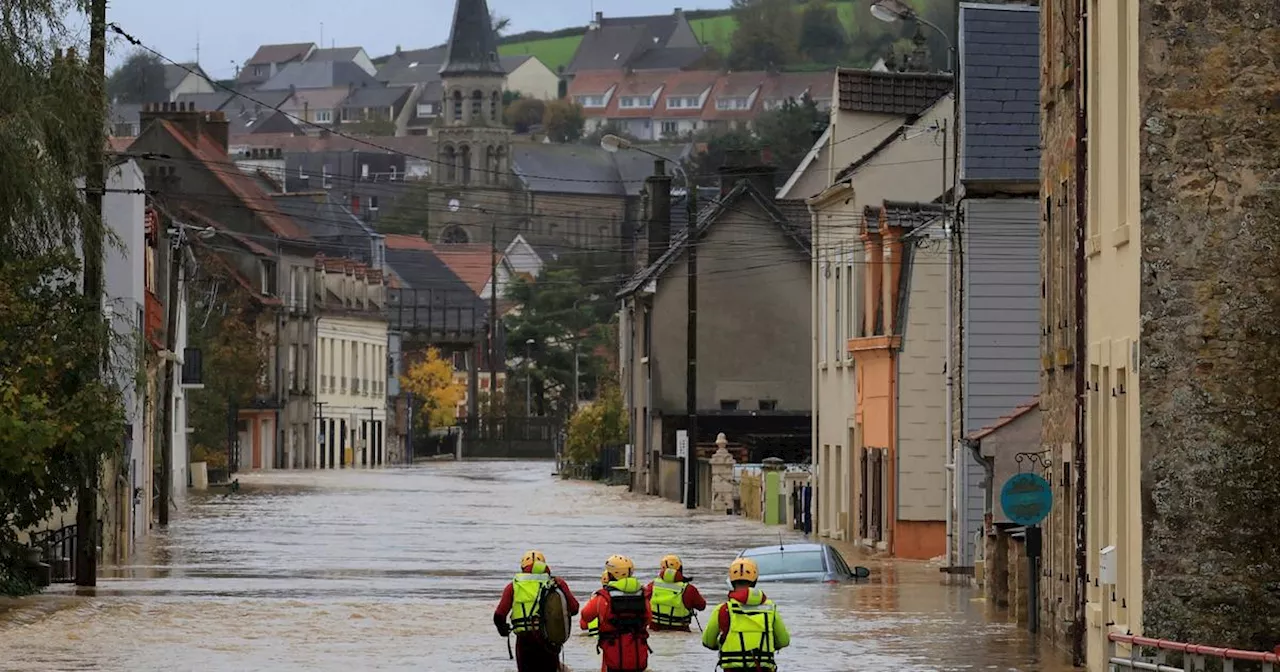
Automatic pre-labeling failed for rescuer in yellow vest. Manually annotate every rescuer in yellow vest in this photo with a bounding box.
[580,571,609,637]
[701,557,791,670]
[644,554,707,631]
[494,550,580,671]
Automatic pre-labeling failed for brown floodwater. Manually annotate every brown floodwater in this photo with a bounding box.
[0,461,1078,671]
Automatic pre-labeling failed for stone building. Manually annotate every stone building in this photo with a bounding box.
[1038,0,1084,660]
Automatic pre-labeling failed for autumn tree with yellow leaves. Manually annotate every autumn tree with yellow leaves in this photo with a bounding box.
[400,347,466,431]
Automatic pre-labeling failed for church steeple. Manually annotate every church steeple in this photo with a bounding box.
[439,0,505,77]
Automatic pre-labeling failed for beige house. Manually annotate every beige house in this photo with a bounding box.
[1082,1,1141,668]
[797,68,955,557]
[502,55,559,100]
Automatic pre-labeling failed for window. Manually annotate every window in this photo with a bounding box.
[300,344,310,392]
[758,399,777,411]
[620,95,652,108]
[314,109,333,123]
[719,400,739,411]
[322,165,332,189]
[416,102,435,117]
[368,195,379,212]
[834,260,843,360]
[1044,195,1054,349]
[715,97,749,111]
[846,250,857,343]
[667,97,684,109]
[746,550,825,577]
[574,95,605,108]
[819,256,829,360]
[288,344,298,390]
[451,90,463,120]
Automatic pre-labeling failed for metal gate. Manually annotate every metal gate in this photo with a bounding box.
[868,447,885,543]
[1108,633,1278,671]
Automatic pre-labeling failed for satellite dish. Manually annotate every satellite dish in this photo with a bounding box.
[448,198,460,212]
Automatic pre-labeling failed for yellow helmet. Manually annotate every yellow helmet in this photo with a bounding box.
[521,550,547,573]
[605,554,635,581]
[660,554,683,573]
[728,557,759,583]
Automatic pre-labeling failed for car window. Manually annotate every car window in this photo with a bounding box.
[829,548,852,576]
[749,550,826,576]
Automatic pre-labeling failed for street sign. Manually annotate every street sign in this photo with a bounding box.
[999,472,1054,527]
[675,431,689,459]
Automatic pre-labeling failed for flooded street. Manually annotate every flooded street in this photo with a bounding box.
[0,462,1075,671]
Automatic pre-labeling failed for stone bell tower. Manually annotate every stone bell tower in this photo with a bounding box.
[436,0,511,192]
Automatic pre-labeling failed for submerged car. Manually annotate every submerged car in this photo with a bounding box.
[732,543,871,584]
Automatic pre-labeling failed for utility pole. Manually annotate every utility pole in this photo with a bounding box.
[76,0,108,588]
[685,183,699,511]
[159,221,184,527]
[1071,0,1090,664]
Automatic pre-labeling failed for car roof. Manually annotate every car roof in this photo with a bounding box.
[740,543,828,557]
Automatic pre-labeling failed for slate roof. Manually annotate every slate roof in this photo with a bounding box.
[259,61,378,90]
[568,11,691,74]
[382,234,489,333]
[271,191,372,240]
[500,54,533,72]
[511,144,627,196]
[163,63,204,91]
[628,46,708,71]
[618,179,811,298]
[439,0,505,77]
[247,43,316,65]
[309,47,365,63]
[376,46,447,83]
[836,68,953,115]
[286,87,353,113]
[960,3,1040,183]
[341,85,412,109]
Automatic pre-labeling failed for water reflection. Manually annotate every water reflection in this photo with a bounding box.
[0,462,1076,671]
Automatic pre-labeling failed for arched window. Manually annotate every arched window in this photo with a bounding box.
[470,90,483,120]
[490,91,501,123]
[492,146,505,184]
[451,90,463,121]
[442,145,457,183]
[441,224,470,244]
[460,145,472,185]
[483,146,494,185]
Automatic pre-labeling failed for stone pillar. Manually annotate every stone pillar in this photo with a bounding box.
[709,433,736,515]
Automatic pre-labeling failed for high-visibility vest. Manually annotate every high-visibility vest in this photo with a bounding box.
[510,572,553,634]
[718,599,779,670]
[585,617,599,636]
[649,575,692,627]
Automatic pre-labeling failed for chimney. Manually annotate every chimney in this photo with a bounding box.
[718,149,777,200]
[594,11,604,27]
[203,110,229,154]
[140,101,210,147]
[644,159,672,266]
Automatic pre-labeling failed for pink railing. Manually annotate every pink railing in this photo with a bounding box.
[1109,633,1280,672]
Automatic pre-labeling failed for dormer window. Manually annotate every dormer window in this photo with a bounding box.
[574,94,606,108]
[619,95,653,109]
[716,97,750,111]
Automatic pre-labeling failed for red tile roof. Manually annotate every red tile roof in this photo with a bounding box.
[567,71,622,98]
[431,244,501,296]
[383,233,432,250]
[155,119,309,240]
[967,397,1040,442]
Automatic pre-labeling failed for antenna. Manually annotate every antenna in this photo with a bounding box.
[778,532,784,552]
[195,30,200,65]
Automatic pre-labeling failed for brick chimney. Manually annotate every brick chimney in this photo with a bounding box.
[202,110,229,154]
[718,149,777,200]
[138,102,230,155]
[644,159,672,266]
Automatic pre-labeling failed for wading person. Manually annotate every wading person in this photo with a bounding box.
[580,571,610,638]
[644,554,707,632]
[702,558,791,670]
[580,555,651,672]
[494,550,579,672]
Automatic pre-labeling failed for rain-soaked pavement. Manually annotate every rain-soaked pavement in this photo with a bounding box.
[0,461,1077,671]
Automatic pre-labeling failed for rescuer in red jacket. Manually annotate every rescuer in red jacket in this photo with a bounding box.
[494,550,580,672]
[643,554,707,632]
[580,555,652,672]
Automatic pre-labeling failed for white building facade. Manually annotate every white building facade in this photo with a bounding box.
[313,257,389,468]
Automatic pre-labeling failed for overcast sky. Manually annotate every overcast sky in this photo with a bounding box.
[100,0,731,78]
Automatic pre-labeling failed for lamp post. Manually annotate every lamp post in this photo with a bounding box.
[600,134,699,511]
[525,338,535,416]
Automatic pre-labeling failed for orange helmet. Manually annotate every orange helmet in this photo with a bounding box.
[660,554,683,573]
[521,550,548,573]
[728,557,759,583]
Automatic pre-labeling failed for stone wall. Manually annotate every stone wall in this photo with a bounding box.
[1037,0,1082,654]
[1138,0,1280,651]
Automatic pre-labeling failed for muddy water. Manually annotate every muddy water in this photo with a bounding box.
[0,462,1076,671]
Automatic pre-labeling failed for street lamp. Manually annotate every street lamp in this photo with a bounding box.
[599,133,700,511]
[525,338,535,416]
[869,0,953,73]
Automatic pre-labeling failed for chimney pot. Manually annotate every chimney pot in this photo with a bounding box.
[595,11,603,23]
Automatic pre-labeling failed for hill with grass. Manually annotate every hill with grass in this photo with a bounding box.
[497,1,879,73]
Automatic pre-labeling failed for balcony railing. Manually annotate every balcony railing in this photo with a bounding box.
[1109,633,1279,672]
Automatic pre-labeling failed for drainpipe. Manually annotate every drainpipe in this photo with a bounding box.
[1071,0,1090,663]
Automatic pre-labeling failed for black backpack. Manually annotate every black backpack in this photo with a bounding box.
[605,589,648,636]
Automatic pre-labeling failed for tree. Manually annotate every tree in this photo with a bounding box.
[107,49,167,104]
[726,0,799,71]
[543,99,586,143]
[583,120,638,148]
[798,0,848,64]
[185,251,272,459]
[342,117,397,136]
[505,97,546,133]
[0,252,125,594]
[753,95,828,182]
[503,257,620,417]
[563,381,628,464]
[687,125,762,182]
[400,347,466,430]
[492,12,511,39]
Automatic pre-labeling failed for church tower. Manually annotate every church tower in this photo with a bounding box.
[436,0,511,195]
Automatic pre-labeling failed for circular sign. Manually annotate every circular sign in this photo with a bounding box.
[448,198,460,212]
[999,472,1054,527]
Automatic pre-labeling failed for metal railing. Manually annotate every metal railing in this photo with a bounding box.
[1110,633,1280,672]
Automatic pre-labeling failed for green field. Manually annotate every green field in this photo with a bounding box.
[499,0,875,70]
